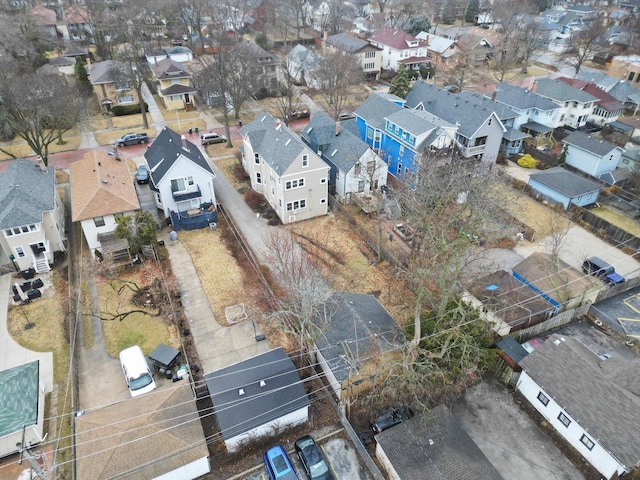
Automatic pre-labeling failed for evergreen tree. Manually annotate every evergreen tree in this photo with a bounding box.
[389,68,414,98]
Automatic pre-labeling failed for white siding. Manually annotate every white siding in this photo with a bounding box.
[153,457,210,480]
[315,348,342,400]
[516,371,625,479]
[155,156,216,217]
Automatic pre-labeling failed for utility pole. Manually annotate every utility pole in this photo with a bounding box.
[17,426,50,480]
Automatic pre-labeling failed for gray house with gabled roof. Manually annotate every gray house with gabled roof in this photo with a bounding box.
[528,166,602,210]
[0,158,65,272]
[241,112,329,224]
[144,126,217,230]
[313,292,404,401]
[301,111,387,200]
[325,32,382,79]
[517,334,640,479]
[204,348,310,453]
[405,80,505,163]
[562,131,623,178]
[532,78,598,130]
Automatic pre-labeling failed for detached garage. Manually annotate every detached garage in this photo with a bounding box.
[205,348,309,452]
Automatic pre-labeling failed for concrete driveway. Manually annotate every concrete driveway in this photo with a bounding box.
[453,380,584,480]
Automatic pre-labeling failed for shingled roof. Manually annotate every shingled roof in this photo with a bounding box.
[563,131,622,156]
[534,78,599,104]
[519,334,640,470]
[0,159,55,230]
[529,166,602,198]
[70,150,140,222]
[493,82,560,111]
[150,58,191,80]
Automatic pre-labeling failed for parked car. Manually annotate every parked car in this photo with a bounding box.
[135,165,149,184]
[264,445,298,480]
[295,436,333,480]
[370,406,413,434]
[286,108,310,122]
[116,132,148,146]
[582,256,625,286]
[338,111,356,121]
[119,346,156,397]
[201,132,227,145]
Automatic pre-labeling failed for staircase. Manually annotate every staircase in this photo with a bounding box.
[34,256,50,273]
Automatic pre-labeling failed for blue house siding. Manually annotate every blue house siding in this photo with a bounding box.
[529,178,599,209]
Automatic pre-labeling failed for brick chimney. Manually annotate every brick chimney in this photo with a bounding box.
[532,80,538,93]
[491,89,497,101]
[181,135,188,150]
[335,119,341,136]
[275,119,281,131]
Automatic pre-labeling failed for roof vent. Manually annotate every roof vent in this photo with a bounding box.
[260,380,266,387]
[238,388,245,395]
[285,139,291,146]
[102,180,109,184]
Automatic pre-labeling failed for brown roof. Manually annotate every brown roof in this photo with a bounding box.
[64,5,89,24]
[70,150,140,222]
[75,385,209,480]
[30,5,57,26]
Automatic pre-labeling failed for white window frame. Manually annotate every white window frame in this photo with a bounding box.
[286,199,306,211]
[94,216,106,227]
[285,178,305,190]
[557,412,571,428]
[15,246,25,258]
[302,154,309,167]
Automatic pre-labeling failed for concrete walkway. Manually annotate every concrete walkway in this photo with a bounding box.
[0,274,54,393]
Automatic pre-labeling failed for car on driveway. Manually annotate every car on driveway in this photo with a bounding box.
[370,406,413,434]
[264,445,298,480]
[136,165,149,184]
[294,436,333,480]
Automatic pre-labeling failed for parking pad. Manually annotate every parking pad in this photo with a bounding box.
[623,294,640,314]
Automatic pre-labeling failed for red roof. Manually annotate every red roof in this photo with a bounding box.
[399,56,431,65]
[559,77,625,112]
[370,27,428,50]
[30,5,56,26]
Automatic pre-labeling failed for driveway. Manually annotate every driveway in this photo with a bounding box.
[452,379,584,480]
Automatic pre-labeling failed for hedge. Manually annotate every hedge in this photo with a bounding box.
[112,102,149,116]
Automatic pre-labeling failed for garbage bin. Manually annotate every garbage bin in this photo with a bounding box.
[238,120,243,127]
[195,126,199,133]
[188,128,192,134]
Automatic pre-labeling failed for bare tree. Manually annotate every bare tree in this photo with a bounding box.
[310,51,362,120]
[0,74,79,165]
[563,20,608,76]
[518,19,550,74]
[271,62,302,126]
[83,0,118,60]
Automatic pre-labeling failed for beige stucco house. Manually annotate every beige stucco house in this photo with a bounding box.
[88,60,140,114]
[240,112,329,224]
[150,58,197,111]
[325,32,382,80]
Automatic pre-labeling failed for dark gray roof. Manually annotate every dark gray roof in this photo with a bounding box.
[458,90,518,121]
[0,159,55,230]
[503,127,530,141]
[286,44,321,70]
[0,361,39,438]
[609,80,640,106]
[88,60,126,84]
[204,348,309,441]
[405,80,503,138]
[375,404,502,480]
[240,112,312,175]
[49,56,75,66]
[519,334,640,469]
[496,337,529,364]
[150,58,190,80]
[302,111,369,172]
[534,78,599,104]
[521,121,553,134]
[161,83,196,95]
[326,32,373,53]
[314,293,404,383]
[493,82,559,111]
[563,131,621,156]
[575,70,621,92]
[529,166,602,197]
[354,93,405,130]
[144,126,213,185]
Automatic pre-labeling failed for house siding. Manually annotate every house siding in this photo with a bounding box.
[517,371,625,479]
[528,178,599,210]
[154,157,216,217]
[80,210,137,255]
[565,146,622,177]
[153,457,210,480]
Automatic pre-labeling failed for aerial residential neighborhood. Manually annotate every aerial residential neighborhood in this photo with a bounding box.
[2,0,640,479]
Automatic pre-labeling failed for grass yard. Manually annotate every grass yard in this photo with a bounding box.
[179,228,252,325]
[98,268,178,357]
[590,204,640,236]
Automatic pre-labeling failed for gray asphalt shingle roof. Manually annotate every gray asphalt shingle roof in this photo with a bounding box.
[302,111,369,172]
[89,60,126,84]
[326,32,372,53]
[405,81,502,137]
[458,90,518,121]
[144,126,213,185]
[355,93,404,130]
[519,334,640,469]
[0,159,55,230]
[314,293,404,383]
[529,166,602,197]
[375,404,502,480]
[240,112,311,175]
[563,131,620,156]
[493,82,559,111]
[534,78,599,104]
[0,361,39,438]
[204,348,309,441]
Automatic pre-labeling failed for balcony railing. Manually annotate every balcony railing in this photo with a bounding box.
[172,185,202,201]
[455,140,486,157]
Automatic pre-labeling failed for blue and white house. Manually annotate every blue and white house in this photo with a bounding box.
[528,167,602,210]
[532,78,598,131]
[562,131,624,179]
[405,81,506,164]
[354,93,455,180]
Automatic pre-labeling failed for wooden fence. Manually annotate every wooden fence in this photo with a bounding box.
[570,205,640,253]
[509,304,591,341]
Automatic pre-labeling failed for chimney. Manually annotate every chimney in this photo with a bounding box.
[532,80,538,93]
[491,90,497,101]
[335,119,341,136]
[36,156,46,172]
[528,77,535,91]
[275,119,281,131]
[181,135,188,150]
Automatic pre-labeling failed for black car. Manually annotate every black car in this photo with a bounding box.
[135,165,149,184]
[294,436,333,480]
[369,406,413,434]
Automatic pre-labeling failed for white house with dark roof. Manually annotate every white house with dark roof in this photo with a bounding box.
[0,158,65,273]
[204,348,310,453]
[532,78,598,130]
[518,334,640,479]
[70,150,140,256]
[405,80,505,164]
[368,27,430,71]
[375,404,502,480]
[301,111,387,200]
[325,32,382,79]
[240,112,329,224]
[528,166,603,210]
[562,131,624,178]
[144,126,217,230]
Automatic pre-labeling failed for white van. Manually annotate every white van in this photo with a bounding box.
[119,346,157,397]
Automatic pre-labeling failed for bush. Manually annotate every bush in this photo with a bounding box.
[232,163,249,182]
[244,189,265,210]
[517,154,536,169]
[112,102,149,116]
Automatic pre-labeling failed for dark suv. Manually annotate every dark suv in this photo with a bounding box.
[370,406,413,434]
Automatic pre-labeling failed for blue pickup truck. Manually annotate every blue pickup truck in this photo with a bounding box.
[582,257,625,286]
